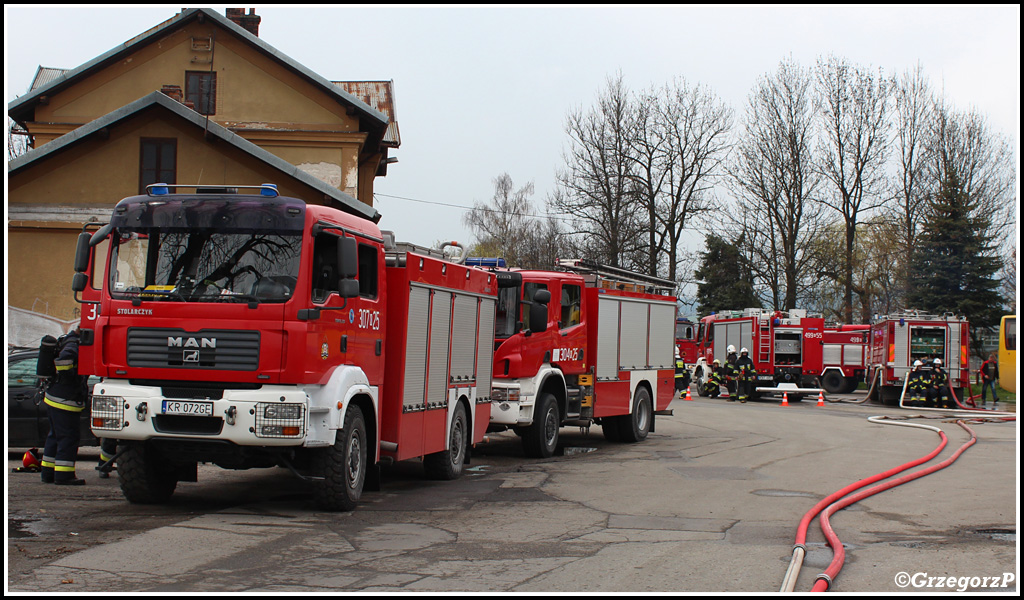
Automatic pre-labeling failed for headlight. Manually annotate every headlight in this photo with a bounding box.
[92,396,122,413]
[91,395,124,430]
[264,404,303,420]
[491,387,520,403]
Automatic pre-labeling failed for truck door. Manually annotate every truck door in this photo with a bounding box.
[555,281,586,375]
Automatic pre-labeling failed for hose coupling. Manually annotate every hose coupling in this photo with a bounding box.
[793,543,806,552]
[815,573,833,591]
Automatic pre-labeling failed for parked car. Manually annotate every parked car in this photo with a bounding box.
[7,348,99,449]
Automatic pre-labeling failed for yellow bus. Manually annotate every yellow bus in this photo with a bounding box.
[998,315,1016,393]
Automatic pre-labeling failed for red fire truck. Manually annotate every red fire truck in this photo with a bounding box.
[483,258,678,458]
[820,324,870,394]
[71,184,498,511]
[675,317,699,365]
[691,309,825,400]
[866,311,970,405]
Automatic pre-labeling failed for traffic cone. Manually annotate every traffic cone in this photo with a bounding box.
[685,386,693,401]
[781,392,789,407]
[817,391,825,407]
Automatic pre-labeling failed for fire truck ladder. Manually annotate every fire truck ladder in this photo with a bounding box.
[758,315,771,363]
[555,259,676,295]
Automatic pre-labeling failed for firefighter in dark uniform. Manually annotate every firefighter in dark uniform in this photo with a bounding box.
[674,347,690,394]
[39,329,87,485]
[703,359,725,398]
[905,360,929,407]
[736,347,755,404]
[929,358,953,409]
[724,345,740,401]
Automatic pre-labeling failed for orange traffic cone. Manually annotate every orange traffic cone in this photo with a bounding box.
[685,386,693,401]
[781,392,789,407]
[817,391,825,407]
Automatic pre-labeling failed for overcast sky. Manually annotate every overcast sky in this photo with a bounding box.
[5,4,1020,262]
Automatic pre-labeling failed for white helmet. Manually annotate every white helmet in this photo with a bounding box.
[740,347,749,354]
[933,358,942,366]
[727,345,736,354]
[913,360,923,367]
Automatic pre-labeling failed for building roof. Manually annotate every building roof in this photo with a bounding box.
[8,8,389,139]
[8,91,381,223]
[333,81,401,148]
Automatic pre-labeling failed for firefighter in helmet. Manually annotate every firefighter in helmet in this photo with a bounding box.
[724,345,740,401]
[39,328,87,485]
[906,360,929,407]
[736,347,756,403]
[674,347,690,394]
[929,358,952,409]
[703,359,725,398]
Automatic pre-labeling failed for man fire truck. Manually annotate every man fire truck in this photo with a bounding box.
[482,258,678,458]
[690,309,825,401]
[71,184,498,511]
[820,324,870,394]
[866,310,970,405]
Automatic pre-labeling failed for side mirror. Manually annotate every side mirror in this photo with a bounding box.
[338,236,358,279]
[338,279,360,298]
[528,288,551,334]
[71,272,89,293]
[73,232,92,273]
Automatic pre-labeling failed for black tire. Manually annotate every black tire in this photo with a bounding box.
[312,404,367,512]
[843,377,860,394]
[695,370,707,397]
[619,386,652,443]
[118,441,177,504]
[424,402,468,480]
[601,417,622,442]
[522,392,559,458]
[822,371,846,394]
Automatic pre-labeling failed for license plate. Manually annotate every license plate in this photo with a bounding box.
[758,375,774,381]
[162,400,214,416]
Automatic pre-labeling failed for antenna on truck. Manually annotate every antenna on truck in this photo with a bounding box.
[555,259,676,295]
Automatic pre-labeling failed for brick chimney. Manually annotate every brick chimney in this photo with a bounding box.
[225,8,261,37]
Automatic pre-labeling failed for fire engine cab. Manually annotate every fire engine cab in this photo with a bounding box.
[820,324,870,394]
[483,258,678,457]
[72,184,498,511]
[692,308,825,400]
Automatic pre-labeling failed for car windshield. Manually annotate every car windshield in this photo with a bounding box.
[110,230,301,303]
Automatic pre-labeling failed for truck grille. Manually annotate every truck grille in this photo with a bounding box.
[127,328,260,371]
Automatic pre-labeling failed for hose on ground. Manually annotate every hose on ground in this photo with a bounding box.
[809,419,977,592]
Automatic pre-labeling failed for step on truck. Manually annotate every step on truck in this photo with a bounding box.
[691,309,825,401]
[480,258,678,457]
[72,183,498,511]
[867,310,970,405]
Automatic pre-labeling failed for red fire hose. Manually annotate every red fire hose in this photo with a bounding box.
[809,419,977,592]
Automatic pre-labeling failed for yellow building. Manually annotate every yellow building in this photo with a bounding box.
[7,8,400,346]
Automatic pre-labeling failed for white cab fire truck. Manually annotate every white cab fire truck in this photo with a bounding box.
[691,309,825,401]
[481,258,678,457]
[72,184,498,511]
[866,310,970,404]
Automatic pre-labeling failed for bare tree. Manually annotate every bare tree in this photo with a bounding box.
[463,173,534,267]
[814,55,894,323]
[8,117,30,160]
[552,73,646,269]
[891,63,934,302]
[728,58,826,310]
[656,78,733,283]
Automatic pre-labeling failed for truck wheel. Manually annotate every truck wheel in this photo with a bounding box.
[844,377,860,393]
[424,402,467,480]
[522,392,559,458]
[118,442,177,504]
[620,387,652,443]
[601,418,622,442]
[822,371,846,394]
[312,404,366,512]
[695,370,707,397]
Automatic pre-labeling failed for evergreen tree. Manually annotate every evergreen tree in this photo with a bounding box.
[695,233,761,315]
[907,171,1004,355]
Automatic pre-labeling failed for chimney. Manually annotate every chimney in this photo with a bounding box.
[160,84,184,103]
[226,8,261,37]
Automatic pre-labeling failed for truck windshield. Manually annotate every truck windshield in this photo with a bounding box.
[109,229,301,303]
[495,285,519,339]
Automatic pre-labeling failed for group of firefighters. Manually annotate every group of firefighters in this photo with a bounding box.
[675,345,757,403]
[904,357,957,409]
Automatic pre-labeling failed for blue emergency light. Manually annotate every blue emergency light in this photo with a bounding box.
[465,257,507,268]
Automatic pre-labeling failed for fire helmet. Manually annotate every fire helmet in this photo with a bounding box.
[740,347,749,354]
[913,360,923,367]
[727,345,736,354]
[22,448,42,469]
[713,359,721,365]
[933,358,942,366]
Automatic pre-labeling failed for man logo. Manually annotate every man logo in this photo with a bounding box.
[167,337,217,349]
[184,350,200,363]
